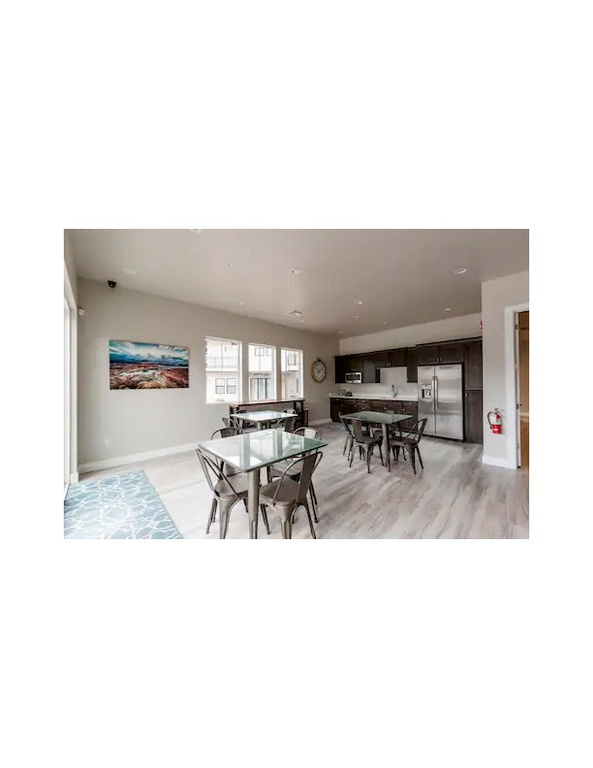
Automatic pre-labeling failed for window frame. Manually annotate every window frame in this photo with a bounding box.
[280,347,303,399]
[248,342,276,402]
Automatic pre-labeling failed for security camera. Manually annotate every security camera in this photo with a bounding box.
[107,279,117,289]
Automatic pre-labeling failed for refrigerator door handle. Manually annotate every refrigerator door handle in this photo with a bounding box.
[433,374,438,410]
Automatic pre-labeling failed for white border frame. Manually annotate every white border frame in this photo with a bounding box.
[504,301,529,470]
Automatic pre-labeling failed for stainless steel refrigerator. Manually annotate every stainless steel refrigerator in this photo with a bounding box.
[417,364,464,439]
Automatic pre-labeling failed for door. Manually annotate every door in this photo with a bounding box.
[417,365,436,436]
[434,364,463,439]
[517,311,529,467]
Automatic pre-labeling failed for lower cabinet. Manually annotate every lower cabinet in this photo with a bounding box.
[464,390,483,443]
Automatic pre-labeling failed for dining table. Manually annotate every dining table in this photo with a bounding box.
[232,410,296,431]
[341,410,413,472]
[197,428,327,538]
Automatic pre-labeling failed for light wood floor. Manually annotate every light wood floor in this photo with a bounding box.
[81,424,529,539]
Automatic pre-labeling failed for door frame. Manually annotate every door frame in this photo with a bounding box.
[64,265,77,489]
[504,302,529,469]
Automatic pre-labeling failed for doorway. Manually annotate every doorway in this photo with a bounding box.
[516,310,529,468]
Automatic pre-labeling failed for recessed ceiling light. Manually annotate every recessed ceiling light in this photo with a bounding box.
[445,307,452,311]
[189,229,201,234]
[285,310,303,317]
[454,267,467,275]
[239,301,246,306]
[122,267,137,275]
[382,322,388,325]
[290,267,301,274]
[354,315,359,319]
[355,300,364,305]
[338,331,344,334]
[299,319,305,323]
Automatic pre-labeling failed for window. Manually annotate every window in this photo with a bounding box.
[281,348,303,398]
[205,337,241,403]
[248,343,276,401]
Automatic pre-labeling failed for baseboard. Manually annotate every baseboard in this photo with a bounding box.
[482,454,516,469]
[78,442,198,474]
[309,418,333,426]
[69,472,79,484]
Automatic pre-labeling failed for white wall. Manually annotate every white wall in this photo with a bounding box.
[481,271,529,467]
[339,313,482,355]
[77,278,338,469]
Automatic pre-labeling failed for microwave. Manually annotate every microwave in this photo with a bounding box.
[345,371,362,383]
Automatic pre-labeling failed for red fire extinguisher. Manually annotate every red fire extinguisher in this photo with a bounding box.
[487,409,503,434]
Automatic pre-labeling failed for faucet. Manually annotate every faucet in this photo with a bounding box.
[391,384,398,397]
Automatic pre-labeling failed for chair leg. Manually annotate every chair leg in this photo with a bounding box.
[417,446,424,469]
[206,497,217,534]
[378,444,384,466]
[349,444,355,467]
[366,447,371,473]
[409,447,417,474]
[280,516,293,539]
[309,483,319,523]
[218,500,231,539]
[302,500,317,539]
[260,504,271,534]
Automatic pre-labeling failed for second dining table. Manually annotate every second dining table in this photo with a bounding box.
[341,410,413,472]
[197,428,327,538]
[232,410,295,431]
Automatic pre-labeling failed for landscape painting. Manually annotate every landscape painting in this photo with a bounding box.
[109,341,189,389]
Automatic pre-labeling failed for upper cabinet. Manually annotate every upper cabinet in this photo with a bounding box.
[416,341,465,365]
[406,347,418,383]
[464,339,483,389]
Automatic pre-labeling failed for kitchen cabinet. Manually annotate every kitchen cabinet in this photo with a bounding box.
[464,390,483,443]
[464,339,483,389]
[335,354,365,383]
[416,342,465,365]
[406,347,418,383]
[387,348,407,368]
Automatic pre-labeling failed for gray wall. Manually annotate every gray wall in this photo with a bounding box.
[77,278,338,467]
[481,270,529,465]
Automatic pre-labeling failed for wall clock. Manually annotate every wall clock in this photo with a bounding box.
[311,358,327,383]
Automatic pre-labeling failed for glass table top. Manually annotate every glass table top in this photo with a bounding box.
[197,428,327,472]
[232,410,293,423]
[341,410,414,425]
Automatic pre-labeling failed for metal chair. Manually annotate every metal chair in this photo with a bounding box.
[268,427,322,522]
[349,419,384,473]
[196,448,270,537]
[339,413,356,457]
[259,452,323,539]
[390,418,428,474]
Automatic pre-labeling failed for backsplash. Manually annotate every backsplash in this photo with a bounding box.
[344,367,417,398]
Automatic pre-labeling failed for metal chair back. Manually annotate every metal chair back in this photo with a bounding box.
[294,427,321,441]
[195,448,243,500]
[271,451,323,505]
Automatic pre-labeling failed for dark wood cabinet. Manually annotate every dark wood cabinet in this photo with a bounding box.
[464,389,483,443]
[416,342,465,365]
[438,342,465,363]
[415,344,441,366]
[464,339,483,389]
[387,348,407,368]
[406,347,418,383]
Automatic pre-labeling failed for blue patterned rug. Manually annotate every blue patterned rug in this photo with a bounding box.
[64,470,183,539]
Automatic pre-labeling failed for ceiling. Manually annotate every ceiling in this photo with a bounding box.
[68,229,529,336]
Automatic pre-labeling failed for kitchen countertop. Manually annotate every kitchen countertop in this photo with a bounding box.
[329,393,418,402]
